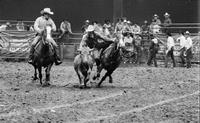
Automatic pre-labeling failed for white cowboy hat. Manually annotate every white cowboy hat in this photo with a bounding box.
[127,21,131,24]
[123,20,127,23]
[85,25,95,32]
[40,8,54,15]
[185,31,190,34]
[153,14,159,17]
[85,20,90,23]
[164,12,170,17]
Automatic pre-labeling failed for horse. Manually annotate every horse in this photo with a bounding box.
[74,47,94,88]
[93,37,123,87]
[31,26,55,86]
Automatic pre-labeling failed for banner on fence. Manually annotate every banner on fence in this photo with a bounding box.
[0,31,36,58]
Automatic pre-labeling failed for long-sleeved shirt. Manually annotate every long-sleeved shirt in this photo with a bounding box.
[177,35,186,48]
[163,18,172,27]
[34,16,56,34]
[60,21,72,34]
[185,37,193,50]
[167,36,175,50]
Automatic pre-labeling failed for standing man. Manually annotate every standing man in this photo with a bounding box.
[177,32,186,67]
[28,8,62,65]
[163,12,172,33]
[165,32,176,67]
[147,35,159,67]
[184,31,193,68]
[60,19,72,37]
[81,20,90,33]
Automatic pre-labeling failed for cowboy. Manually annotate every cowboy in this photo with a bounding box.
[141,20,150,34]
[0,22,11,31]
[28,8,62,65]
[147,35,159,67]
[114,18,124,34]
[150,14,161,34]
[165,32,176,67]
[184,31,193,68]
[78,25,115,51]
[177,32,187,67]
[81,20,90,33]
[60,19,72,36]
[163,12,172,33]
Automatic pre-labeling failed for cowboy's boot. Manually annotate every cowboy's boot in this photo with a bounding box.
[28,45,34,64]
[54,47,62,65]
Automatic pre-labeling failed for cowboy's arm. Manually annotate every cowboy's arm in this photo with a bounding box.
[79,34,88,49]
[49,19,56,31]
[60,22,65,33]
[94,31,114,42]
[34,17,43,34]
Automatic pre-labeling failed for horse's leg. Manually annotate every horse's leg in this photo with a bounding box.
[38,67,42,85]
[44,64,52,86]
[97,70,109,87]
[108,71,114,83]
[33,66,38,80]
[93,63,103,81]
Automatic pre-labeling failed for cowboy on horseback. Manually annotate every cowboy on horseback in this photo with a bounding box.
[28,8,62,65]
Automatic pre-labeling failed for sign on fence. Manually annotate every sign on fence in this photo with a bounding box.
[0,31,36,58]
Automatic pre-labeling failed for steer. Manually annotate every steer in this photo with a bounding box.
[74,47,94,88]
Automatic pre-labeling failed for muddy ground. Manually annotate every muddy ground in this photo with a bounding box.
[0,61,199,123]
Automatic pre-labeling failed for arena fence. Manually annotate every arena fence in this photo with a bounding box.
[0,21,199,63]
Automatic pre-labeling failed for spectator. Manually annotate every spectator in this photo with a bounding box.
[132,23,141,34]
[163,12,172,33]
[103,19,112,37]
[184,31,193,68]
[147,35,159,67]
[29,25,34,31]
[165,32,176,67]
[114,18,124,34]
[177,31,187,67]
[141,20,150,34]
[81,20,90,33]
[0,22,11,31]
[60,19,72,37]
[16,21,25,31]
[150,14,161,34]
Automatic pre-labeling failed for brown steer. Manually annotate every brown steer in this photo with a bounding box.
[74,47,94,88]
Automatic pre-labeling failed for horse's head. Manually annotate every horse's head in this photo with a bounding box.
[41,25,52,44]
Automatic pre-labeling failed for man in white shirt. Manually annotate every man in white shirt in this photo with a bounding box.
[177,32,187,67]
[165,32,176,67]
[184,31,193,68]
[28,8,62,65]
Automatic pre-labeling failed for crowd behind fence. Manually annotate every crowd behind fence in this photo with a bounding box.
[0,20,200,64]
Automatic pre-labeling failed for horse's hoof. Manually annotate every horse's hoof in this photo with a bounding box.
[109,80,113,83]
[42,83,51,87]
[33,77,38,81]
[96,84,102,88]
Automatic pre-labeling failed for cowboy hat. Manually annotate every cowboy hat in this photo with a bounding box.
[185,31,190,35]
[85,25,95,32]
[127,20,131,24]
[40,8,54,15]
[85,20,90,23]
[164,12,170,17]
[153,14,159,17]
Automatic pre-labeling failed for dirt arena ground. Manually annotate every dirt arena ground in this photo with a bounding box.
[0,61,199,123]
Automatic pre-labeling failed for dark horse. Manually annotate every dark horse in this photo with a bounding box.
[31,26,55,86]
[84,32,123,87]
[93,39,123,87]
